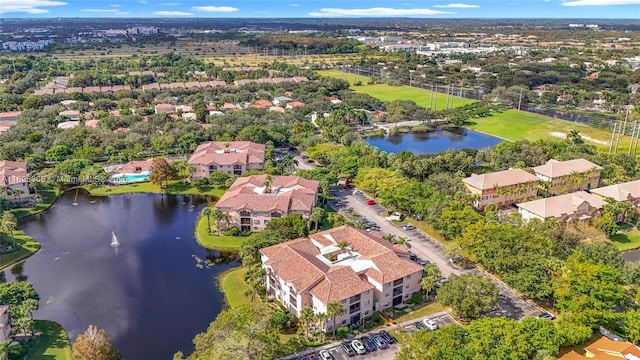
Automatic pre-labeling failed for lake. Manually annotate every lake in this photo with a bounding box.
[365,128,504,154]
[5,190,238,359]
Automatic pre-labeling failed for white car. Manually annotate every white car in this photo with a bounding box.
[318,350,333,360]
[422,318,439,331]
[351,339,367,355]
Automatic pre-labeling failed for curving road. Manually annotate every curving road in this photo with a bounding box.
[330,187,541,320]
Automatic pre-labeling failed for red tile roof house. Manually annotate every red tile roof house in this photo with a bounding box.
[0,111,21,122]
[286,101,305,109]
[188,141,265,179]
[154,103,175,114]
[559,336,640,360]
[120,159,158,174]
[216,175,319,232]
[533,158,603,195]
[260,225,424,327]
[462,168,539,209]
[0,161,29,203]
[590,179,640,219]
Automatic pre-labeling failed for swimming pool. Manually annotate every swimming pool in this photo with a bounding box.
[109,171,151,184]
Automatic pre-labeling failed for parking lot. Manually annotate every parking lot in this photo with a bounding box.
[323,342,400,360]
[401,313,457,333]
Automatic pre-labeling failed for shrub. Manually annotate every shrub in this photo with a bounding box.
[336,326,349,339]
[408,291,422,304]
[224,227,240,237]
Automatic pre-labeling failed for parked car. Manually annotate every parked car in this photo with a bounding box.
[351,339,367,355]
[371,334,389,350]
[367,199,376,205]
[361,336,377,352]
[414,321,425,330]
[409,253,417,261]
[341,342,356,357]
[318,350,333,360]
[416,260,429,266]
[435,277,448,288]
[537,312,556,320]
[379,330,397,344]
[422,319,439,331]
[402,224,416,230]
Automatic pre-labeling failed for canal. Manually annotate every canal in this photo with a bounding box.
[6,190,237,359]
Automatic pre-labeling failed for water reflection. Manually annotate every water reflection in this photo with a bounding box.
[6,191,238,360]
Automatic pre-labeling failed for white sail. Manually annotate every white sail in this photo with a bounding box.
[111,231,120,247]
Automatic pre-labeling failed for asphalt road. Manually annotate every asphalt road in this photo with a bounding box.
[331,187,541,320]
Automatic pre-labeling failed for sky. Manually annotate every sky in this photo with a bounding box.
[1,0,639,18]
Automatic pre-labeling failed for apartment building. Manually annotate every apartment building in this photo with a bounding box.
[188,141,265,179]
[462,168,539,209]
[532,158,602,195]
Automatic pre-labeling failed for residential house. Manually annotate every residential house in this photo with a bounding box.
[0,306,10,341]
[286,101,305,109]
[216,175,319,232]
[0,160,29,202]
[462,168,539,209]
[154,103,175,114]
[590,179,640,217]
[0,111,21,122]
[328,97,342,105]
[59,109,80,121]
[558,336,640,360]
[516,191,606,222]
[120,159,156,174]
[533,158,602,195]
[188,141,265,179]
[268,106,285,114]
[220,103,237,112]
[272,96,292,106]
[260,225,423,328]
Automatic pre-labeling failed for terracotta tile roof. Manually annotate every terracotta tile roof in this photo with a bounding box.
[590,180,640,202]
[155,103,174,111]
[0,111,21,119]
[188,141,265,167]
[310,266,375,303]
[261,225,423,303]
[216,175,318,213]
[220,103,237,110]
[557,350,588,360]
[586,336,640,358]
[463,168,539,190]
[287,101,305,108]
[533,158,602,178]
[517,191,606,219]
[0,160,27,185]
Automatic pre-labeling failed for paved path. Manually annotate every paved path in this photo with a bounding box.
[332,187,541,320]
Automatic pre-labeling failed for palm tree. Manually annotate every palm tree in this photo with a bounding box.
[0,340,11,360]
[211,208,226,235]
[201,207,213,233]
[327,301,344,339]
[299,307,315,341]
[310,207,325,231]
[314,312,329,341]
[280,155,298,174]
[263,174,273,194]
[336,240,349,253]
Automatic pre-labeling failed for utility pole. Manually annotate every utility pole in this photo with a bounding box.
[517,88,523,111]
[628,121,639,156]
[609,122,618,153]
[304,45,307,61]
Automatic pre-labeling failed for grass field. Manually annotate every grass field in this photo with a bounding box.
[395,302,447,323]
[318,69,475,111]
[28,320,72,360]
[466,109,633,152]
[0,231,41,271]
[88,181,225,198]
[611,229,640,252]
[220,267,257,309]
[195,215,254,250]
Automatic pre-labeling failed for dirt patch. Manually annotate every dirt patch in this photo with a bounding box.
[549,131,608,145]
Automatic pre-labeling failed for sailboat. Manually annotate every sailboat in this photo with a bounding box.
[110,231,121,247]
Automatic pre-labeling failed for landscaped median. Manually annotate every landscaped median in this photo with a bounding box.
[195,215,255,250]
[0,230,41,271]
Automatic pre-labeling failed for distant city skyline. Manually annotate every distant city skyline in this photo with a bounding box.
[1,0,639,19]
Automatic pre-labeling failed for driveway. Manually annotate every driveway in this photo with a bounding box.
[331,188,540,320]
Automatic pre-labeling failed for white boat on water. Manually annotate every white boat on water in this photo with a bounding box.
[111,231,121,247]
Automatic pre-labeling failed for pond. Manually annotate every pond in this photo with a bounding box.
[5,190,238,360]
[364,128,504,154]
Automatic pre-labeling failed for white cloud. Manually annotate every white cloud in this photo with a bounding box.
[289,3,300,6]
[562,0,640,5]
[159,2,180,5]
[110,4,123,7]
[82,8,129,14]
[433,3,479,8]
[309,7,450,16]
[153,10,193,15]
[191,6,238,12]
[0,0,67,14]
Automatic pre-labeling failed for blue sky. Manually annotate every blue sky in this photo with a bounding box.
[1,0,639,18]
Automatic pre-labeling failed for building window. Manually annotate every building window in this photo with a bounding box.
[393,278,403,287]
[270,212,281,218]
[264,220,270,225]
[240,210,250,217]
[364,310,370,316]
[342,320,347,325]
[405,285,409,289]
[349,294,361,304]
[208,165,217,170]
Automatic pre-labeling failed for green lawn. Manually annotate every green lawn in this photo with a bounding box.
[318,69,474,110]
[0,231,41,271]
[611,229,640,251]
[395,302,447,323]
[87,181,225,197]
[220,266,257,308]
[12,188,59,219]
[195,215,255,250]
[466,109,632,152]
[28,320,72,360]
